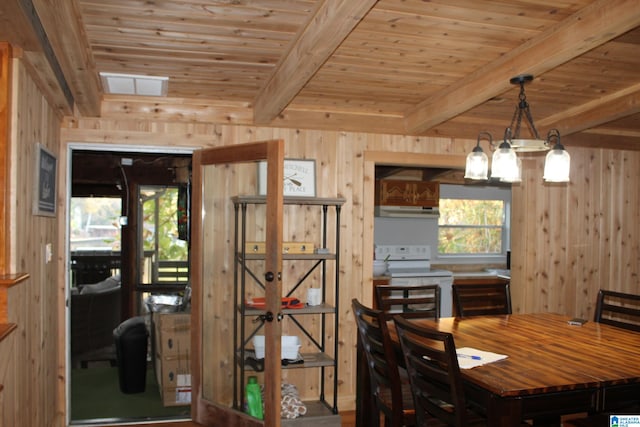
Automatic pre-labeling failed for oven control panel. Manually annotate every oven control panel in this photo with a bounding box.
[375,244,431,260]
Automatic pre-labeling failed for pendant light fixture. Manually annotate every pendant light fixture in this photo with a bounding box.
[464,128,522,183]
[464,74,571,183]
[543,129,571,182]
[491,128,521,183]
[464,132,490,180]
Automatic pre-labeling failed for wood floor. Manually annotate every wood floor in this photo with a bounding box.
[101,410,356,427]
[340,410,355,427]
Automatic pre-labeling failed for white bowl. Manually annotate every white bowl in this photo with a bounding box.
[253,335,301,360]
[373,260,388,276]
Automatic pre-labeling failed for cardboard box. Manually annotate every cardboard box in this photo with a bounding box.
[156,354,191,388]
[155,352,191,406]
[154,312,190,358]
[153,312,192,406]
[159,379,192,407]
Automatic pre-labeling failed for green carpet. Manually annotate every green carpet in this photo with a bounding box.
[71,365,190,422]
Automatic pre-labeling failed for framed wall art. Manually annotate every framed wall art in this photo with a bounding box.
[257,159,316,197]
[33,143,57,217]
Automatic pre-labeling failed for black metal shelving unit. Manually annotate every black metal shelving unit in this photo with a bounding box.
[232,196,344,422]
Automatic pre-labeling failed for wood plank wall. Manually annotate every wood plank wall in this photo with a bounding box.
[2,56,61,426]
[511,149,640,317]
[3,55,639,424]
[60,110,640,415]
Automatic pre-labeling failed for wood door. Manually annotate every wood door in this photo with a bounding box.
[191,140,285,427]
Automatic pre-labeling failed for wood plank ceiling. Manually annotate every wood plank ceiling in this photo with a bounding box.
[1,0,639,148]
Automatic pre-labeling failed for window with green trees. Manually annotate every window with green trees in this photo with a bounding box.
[437,184,510,256]
[141,186,188,261]
[140,185,190,285]
[438,199,504,254]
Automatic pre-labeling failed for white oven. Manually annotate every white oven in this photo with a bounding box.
[375,245,453,317]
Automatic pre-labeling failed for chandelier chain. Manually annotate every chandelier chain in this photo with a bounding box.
[508,79,541,140]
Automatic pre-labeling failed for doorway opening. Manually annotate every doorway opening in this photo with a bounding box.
[371,158,511,269]
[68,146,193,424]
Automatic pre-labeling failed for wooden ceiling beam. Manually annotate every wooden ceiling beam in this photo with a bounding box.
[404,0,640,135]
[252,0,378,124]
[100,95,409,134]
[32,0,101,116]
[564,131,640,151]
[0,1,41,49]
[0,0,73,115]
[538,83,640,136]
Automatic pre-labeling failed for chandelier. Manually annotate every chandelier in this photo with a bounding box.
[464,74,571,183]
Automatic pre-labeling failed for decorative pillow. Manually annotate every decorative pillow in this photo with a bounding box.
[80,274,121,294]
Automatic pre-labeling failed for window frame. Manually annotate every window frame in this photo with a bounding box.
[436,184,511,265]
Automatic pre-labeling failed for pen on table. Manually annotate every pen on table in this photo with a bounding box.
[458,354,482,360]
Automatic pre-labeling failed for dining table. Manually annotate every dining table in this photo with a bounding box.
[355,312,640,427]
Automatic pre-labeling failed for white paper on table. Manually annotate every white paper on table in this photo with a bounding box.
[456,347,508,369]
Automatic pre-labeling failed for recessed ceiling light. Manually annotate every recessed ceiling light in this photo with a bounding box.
[100,72,169,96]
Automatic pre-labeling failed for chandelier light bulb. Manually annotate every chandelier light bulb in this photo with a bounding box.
[500,156,522,183]
[464,150,489,180]
[464,134,490,180]
[491,141,518,180]
[543,129,570,182]
[543,146,571,182]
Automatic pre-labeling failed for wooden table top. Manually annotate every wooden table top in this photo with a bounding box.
[393,313,640,398]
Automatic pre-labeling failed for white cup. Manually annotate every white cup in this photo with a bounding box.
[307,288,322,306]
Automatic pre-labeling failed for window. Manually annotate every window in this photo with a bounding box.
[70,197,122,251]
[438,184,510,257]
[69,197,122,287]
[139,185,189,285]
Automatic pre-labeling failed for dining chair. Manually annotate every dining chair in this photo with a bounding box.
[352,298,416,427]
[570,289,640,422]
[452,282,512,317]
[375,284,440,319]
[562,290,640,427]
[593,289,640,332]
[392,316,488,427]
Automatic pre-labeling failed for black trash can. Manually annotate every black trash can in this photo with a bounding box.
[113,316,149,394]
